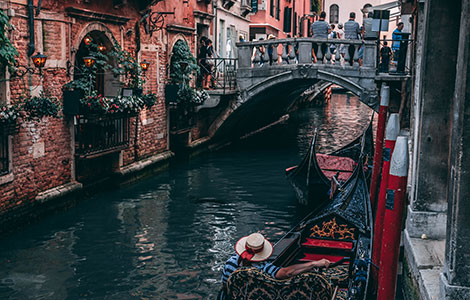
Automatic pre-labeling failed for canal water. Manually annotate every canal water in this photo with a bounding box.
[0,93,373,300]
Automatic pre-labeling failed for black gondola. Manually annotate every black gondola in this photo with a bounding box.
[286,118,373,207]
[226,154,373,300]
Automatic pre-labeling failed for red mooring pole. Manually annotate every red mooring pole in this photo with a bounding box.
[370,84,390,209]
[377,136,409,300]
[372,113,400,290]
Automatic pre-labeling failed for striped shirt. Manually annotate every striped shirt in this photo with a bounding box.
[220,254,281,284]
[344,20,361,39]
[310,20,330,39]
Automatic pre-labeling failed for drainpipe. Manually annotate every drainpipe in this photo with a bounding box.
[27,0,35,57]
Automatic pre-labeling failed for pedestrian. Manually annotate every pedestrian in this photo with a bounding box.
[251,37,266,67]
[380,41,392,72]
[267,34,277,65]
[329,24,338,56]
[363,12,379,41]
[392,22,404,64]
[344,12,361,65]
[310,11,330,62]
[218,232,331,299]
[197,37,208,88]
[203,39,216,89]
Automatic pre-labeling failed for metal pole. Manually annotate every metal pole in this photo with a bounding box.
[377,136,409,300]
[370,83,389,208]
[371,113,399,292]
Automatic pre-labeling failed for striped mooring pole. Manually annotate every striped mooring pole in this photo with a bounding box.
[370,84,390,209]
[372,113,400,290]
[377,136,409,300]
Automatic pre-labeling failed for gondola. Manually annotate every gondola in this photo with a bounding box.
[226,153,373,300]
[285,118,373,207]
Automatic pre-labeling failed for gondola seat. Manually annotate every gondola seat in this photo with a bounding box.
[226,265,349,300]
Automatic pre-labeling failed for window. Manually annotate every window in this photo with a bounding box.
[276,0,280,20]
[0,133,9,176]
[0,69,11,176]
[330,4,339,24]
[270,0,274,17]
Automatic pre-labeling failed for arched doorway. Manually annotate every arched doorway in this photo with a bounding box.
[72,30,130,183]
[74,30,121,97]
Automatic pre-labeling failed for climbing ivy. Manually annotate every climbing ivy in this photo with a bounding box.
[169,40,203,106]
[0,10,19,73]
[169,40,199,85]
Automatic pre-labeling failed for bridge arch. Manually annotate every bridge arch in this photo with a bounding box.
[210,69,376,138]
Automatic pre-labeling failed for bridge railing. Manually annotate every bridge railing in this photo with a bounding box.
[236,38,376,69]
[200,57,238,93]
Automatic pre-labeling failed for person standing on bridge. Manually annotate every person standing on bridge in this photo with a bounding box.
[310,11,330,63]
[344,12,361,66]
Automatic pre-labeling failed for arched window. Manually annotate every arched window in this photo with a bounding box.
[330,4,339,24]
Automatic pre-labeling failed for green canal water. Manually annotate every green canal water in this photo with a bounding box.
[0,94,373,299]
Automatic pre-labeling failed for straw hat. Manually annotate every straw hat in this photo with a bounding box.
[235,233,273,262]
[268,34,276,40]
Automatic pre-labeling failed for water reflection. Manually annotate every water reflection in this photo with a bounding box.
[0,93,373,299]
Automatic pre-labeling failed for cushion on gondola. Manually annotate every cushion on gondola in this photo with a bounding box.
[226,267,333,300]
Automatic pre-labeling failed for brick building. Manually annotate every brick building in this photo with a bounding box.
[249,0,321,40]
[0,0,212,230]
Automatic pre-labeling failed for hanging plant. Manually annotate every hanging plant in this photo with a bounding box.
[0,10,19,73]
[0,104,20,124]
[21,92,62,120]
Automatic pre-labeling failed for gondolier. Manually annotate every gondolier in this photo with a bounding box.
[219,232,330,299]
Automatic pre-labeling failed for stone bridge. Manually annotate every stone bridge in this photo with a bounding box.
[207,37,404,138]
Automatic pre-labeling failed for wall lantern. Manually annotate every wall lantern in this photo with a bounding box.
[98,45,106,52]
[31,52,47,69]
[140,60,150,71]
[9,52,48,79]
[84,36,93,46]
[83,56,96,68]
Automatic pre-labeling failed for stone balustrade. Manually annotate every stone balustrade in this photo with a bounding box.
[236,38,376,70]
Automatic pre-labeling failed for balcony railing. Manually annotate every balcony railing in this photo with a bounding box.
[75,114,130,158]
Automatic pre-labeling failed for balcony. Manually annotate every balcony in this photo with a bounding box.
[222,0,235,10]
[241,0,252,17]
[75,114,131,159]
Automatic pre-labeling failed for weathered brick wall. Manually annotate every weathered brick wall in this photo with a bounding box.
[0,0,213,221]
